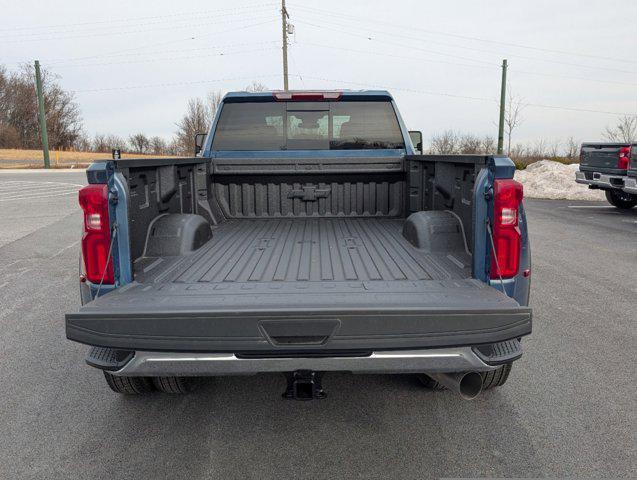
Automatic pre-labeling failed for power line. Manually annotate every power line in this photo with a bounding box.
[296,74,635,116]
[72,74,283,93]
[0,2,277,32]
[290,3,637,65]
[49,46,280,69]
[0,7,274,39]
[297,74,497,102]
[48,41,280,65]
[5,20,279,67]
[1,13,277,44]
[294,19,497,67]
[297,41,496,69]
[509,68,637,87]
[294,16,637,75]
[296,42,637,87]
[39,37,206,66]
[288,50,306,88]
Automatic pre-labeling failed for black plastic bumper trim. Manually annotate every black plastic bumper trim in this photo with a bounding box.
[473,339,523,365]
[85,346,134,371]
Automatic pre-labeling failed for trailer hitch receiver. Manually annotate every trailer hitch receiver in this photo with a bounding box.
[282,370,326,400]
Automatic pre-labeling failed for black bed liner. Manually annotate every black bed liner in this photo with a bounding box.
[137,217,471,284]
[66,218,531,352]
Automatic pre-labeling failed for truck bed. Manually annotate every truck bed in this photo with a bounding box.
[67,217,531,353]
[136,217,471,285]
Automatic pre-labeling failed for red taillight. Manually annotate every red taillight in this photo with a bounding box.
[273,91,342,101]
[490,179,523,279]
[79,184,114,284]
[618,146,631,169]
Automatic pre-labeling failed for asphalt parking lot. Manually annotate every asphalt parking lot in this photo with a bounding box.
[0,169,635,479]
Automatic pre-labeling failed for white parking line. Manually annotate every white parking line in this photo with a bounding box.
[0,180,83,188]
[0,180,82,201]
[48,240,80,259]
[0,184,81,192]
[566,205,613,209]
[0,191,78,202]
[0,186,80,196]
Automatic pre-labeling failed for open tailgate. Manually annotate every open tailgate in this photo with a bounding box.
[66,279,531,352]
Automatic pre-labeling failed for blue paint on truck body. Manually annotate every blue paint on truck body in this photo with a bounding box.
[83,90,529,307]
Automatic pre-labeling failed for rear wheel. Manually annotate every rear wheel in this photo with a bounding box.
[103,371,154,394]
[152,376,200,394]
[605,190,637,209]
[480,363,512,390]
[418,363,513,391]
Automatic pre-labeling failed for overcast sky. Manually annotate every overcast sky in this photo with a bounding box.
[2,0,636,148]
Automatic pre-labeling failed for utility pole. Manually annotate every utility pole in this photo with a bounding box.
[497,59,508,155]
[281,0,289,91]
[34,60,50,168]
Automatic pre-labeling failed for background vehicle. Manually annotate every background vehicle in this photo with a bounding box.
[622,144,637,199]
[66,90,532,400]
[576,143,637,209]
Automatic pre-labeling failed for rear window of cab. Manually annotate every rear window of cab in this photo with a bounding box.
[211,100,405,151]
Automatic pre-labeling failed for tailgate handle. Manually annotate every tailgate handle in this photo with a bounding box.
[259,319,340,347]
[269,335,328,345]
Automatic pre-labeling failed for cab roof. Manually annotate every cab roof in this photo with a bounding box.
[222,90,394,103]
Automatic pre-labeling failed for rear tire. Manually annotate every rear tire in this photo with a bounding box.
[605,190,637,209]
[103,371,154,394]
[418,363,513,391]
[153,376,199,394]
[480,363,512,390]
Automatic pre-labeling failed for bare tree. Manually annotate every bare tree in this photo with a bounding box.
[482,135,496,154]
[172,85,266,154]
[0,124,21,148]
[565,137,580,161]
[128,133,150,154]
[174,98,210,154]
[73,133,91,152]
[149,136,167,155]
[105,134,126,151]
[91,133,109,152]
[529,139,547,162]
[92,133,126,152]
[504,90,525,155]
[430,130,458,154]
[458,133,483,154]
[508,143,526,163]
[207,91,223,122]
[0,64,83,150]
[245,81,268,92]
[166,137,183,156]
[603,115,637,143]
[548,139,561,159]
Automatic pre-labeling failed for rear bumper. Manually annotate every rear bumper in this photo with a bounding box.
[575,170,625,189]
[93,342,526,376]
[623,176,637,194]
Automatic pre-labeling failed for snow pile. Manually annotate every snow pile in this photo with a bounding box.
[514,160,605,201]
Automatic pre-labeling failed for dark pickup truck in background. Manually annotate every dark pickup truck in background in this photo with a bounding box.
[576,143,637,209]
[66,90,532,401]
[622,145,637,197]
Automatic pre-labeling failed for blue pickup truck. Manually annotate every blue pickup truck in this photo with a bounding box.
[66,90,531,400]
